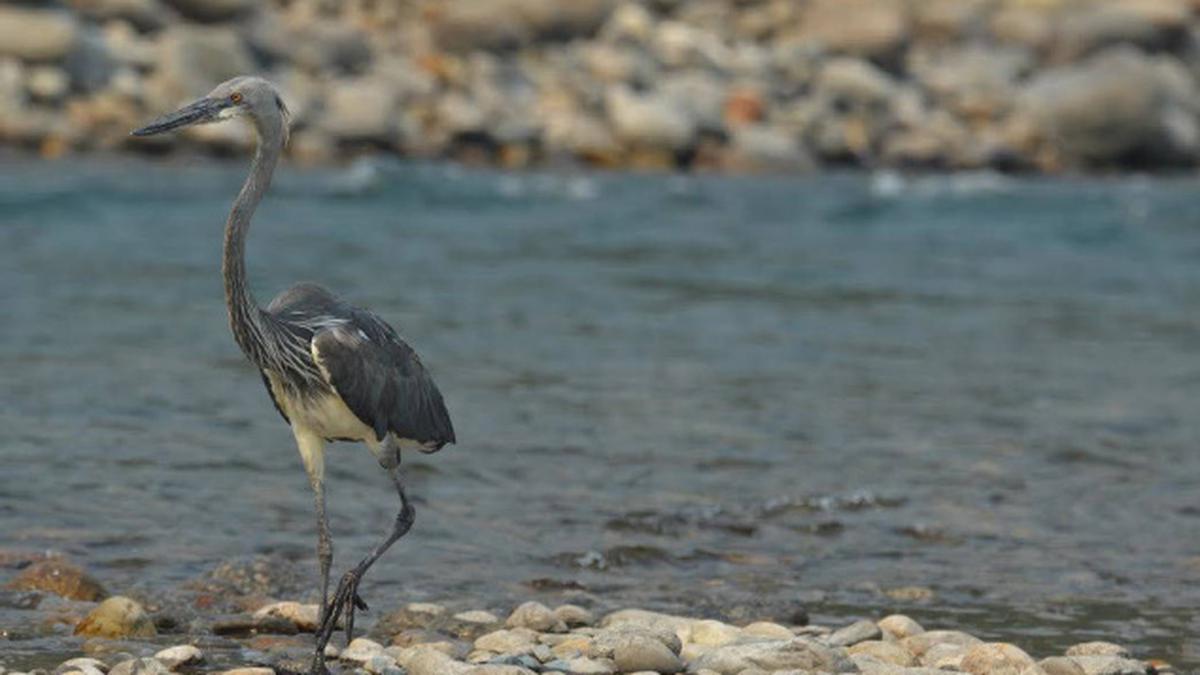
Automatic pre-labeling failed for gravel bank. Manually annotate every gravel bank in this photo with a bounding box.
[4,0,1200,172]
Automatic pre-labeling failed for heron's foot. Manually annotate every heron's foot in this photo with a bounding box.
[307,652,330,675]
[316,568,369,649]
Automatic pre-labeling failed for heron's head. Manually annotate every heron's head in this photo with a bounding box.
[131,76,290,143]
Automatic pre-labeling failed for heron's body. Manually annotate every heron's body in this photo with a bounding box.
[133,76,453,674]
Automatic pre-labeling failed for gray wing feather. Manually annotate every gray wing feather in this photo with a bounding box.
[311,309,455,450]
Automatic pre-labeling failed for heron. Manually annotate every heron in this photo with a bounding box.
[131,76,455,673]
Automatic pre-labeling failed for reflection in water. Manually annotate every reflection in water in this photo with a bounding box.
[1,160,1199,667]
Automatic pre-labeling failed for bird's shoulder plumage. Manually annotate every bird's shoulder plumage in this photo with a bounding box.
[264,282,456,451]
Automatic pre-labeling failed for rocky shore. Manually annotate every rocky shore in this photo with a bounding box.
[0,555,1178,675]
[3,0,1200,172]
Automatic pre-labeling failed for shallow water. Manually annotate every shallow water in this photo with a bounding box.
[1,158,1199,667]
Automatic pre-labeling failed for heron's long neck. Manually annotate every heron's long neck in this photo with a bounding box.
[224,127,282,368]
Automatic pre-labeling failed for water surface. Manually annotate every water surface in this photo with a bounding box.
[1,158,1198,667]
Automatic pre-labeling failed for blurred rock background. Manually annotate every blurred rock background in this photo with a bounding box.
[2,0,1200,172]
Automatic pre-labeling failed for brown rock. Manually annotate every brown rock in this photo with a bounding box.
[74,596,156,639]
[7,560,107,601]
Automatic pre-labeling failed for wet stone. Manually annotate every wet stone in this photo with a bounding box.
[211,612,296,636]
[374,602,449,636]
[6,560,107,601]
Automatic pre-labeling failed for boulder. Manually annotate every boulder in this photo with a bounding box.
[1053,0,1190,61]
[797,0,909,60]
[1018,46,1200,167]
[317,76,402,145]
[0,8,79,61]
[605,85,696,150]
[146,25,254,110]
[430,0,615,52]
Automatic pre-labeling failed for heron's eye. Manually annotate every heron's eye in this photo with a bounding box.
[230,92,243,104]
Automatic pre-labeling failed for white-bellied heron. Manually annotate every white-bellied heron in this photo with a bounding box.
[132,76,455,674]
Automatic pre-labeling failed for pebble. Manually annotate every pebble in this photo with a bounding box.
[152,645,204,668]
[74,597,156,639]
[218,670,275,675]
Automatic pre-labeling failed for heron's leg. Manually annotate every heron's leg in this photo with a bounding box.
[314,443,413,650]
[295,431,335,675]
[312,479,333,625]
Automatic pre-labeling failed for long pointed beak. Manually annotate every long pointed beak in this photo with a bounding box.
[131,97,226,136]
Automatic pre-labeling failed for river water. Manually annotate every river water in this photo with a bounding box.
[1,157,1198,667]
